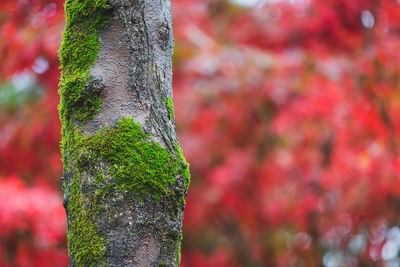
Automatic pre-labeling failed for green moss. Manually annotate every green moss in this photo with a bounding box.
[175,143,190,189]
[59,0,112,128]
[64,131,110,266]
[165,96,175,120]
[67,176,107,266]
[177,234,182,267]
[78,117,188,200]
[58,0,112,265]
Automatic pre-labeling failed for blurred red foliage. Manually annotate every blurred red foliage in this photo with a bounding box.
[0,178,67,266]
[2,0,400,266]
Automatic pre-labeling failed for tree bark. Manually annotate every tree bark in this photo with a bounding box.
[58,0,189,266]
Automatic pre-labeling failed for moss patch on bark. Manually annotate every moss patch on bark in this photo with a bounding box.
[58,0,111,128]
[165,96,175,120]
[78,117,189,201]
[58,0,112,265]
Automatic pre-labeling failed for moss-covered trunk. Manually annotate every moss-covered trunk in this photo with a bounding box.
[58,0,189,266]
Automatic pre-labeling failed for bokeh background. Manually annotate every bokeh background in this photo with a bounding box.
[1,0,400,266]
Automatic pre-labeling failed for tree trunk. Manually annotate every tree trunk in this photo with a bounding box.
[58,0,189,266]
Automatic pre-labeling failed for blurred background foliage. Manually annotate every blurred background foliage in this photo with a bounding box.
[1,0,400,266]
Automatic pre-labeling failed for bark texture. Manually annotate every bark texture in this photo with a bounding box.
[59,0,189,266]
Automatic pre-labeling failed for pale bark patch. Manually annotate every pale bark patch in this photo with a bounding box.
[134,235,160,267]
[85,19,146,135]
